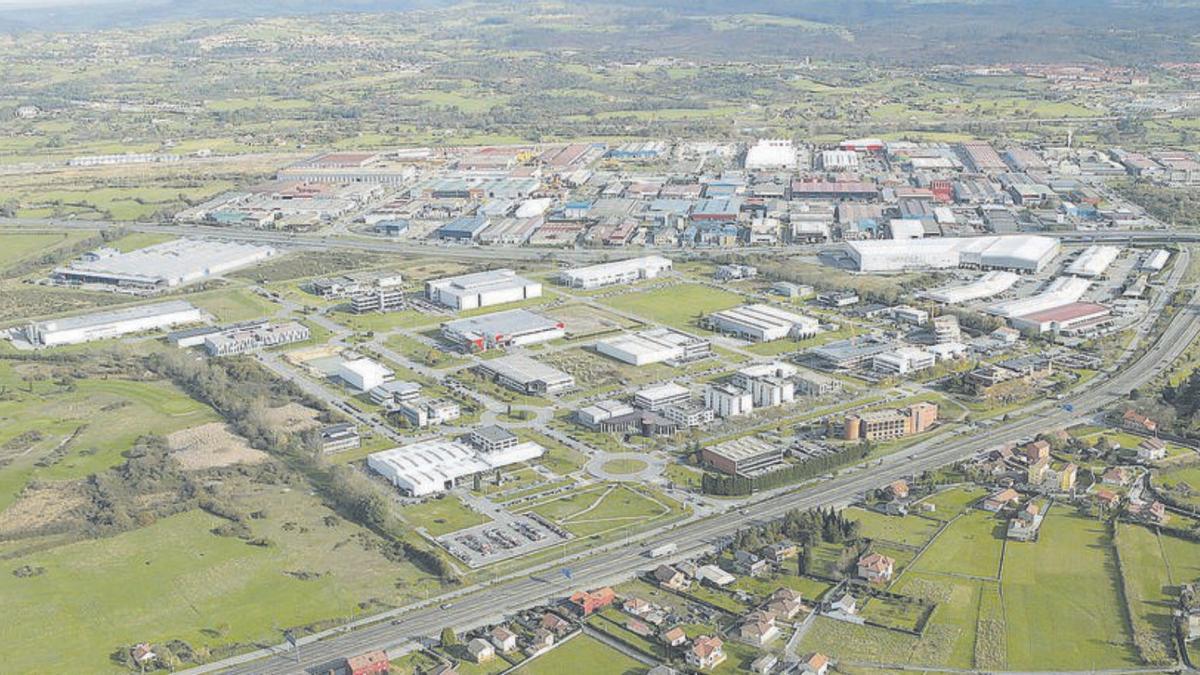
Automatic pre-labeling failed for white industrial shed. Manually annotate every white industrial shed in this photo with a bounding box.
[744,139,798,170]
[922,271,1020,304]
[53,239,276,291]
[702,304,820,342]
[986,276,1091,318]
[23,300,206,347]
[1142,249,1170,272]
[367,438,545,497]
[844,235,1059,273]
[425,269,542,310]
[1066,245,1121,278]
[559,255,673,289]
[594,327,710,366]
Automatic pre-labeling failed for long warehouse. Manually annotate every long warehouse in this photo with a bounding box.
[986,276,1091,318]
[594,327,711,366]
[53,239,276,292]
[843,235,1059,273]
[702,304,820,342]
[1065,245,1121,278]
[22,300,206,347]
[559,255,673,289]
[923,271,1020,304]
[367,437,545,497]
[441,309,564,351]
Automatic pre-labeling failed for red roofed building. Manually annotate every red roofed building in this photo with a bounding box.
[857,552,895,583]
[1011,302,1111,335]
[568,587,616,616]
[1122,410,1158,434]
[687,636,726,670]
[345,650,389,675]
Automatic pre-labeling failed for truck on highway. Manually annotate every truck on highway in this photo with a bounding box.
[646,543,677,558]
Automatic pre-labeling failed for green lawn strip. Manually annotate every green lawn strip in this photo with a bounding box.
[515,634,647,675]
[188,287,280,323]
[892,572,987,668]
[598,283,745,331]
[1113,523,1177,666]
[914,487,988,521]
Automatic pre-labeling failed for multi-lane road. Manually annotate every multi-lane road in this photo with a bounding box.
[196,260,1200,674]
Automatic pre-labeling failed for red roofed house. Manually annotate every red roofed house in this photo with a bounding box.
[857,552,895,583]
[1102,467,1131,486]
[886,479,909,500]
[802,652,831,675]
[1122,410,1158,434]
[1094,487,1120,508]
[662,626,688,647]
[982,488,1020,512]
[345,650,389,675]
[687,636,726,670]
[568,587,616,617]
[1024,439,1050,464]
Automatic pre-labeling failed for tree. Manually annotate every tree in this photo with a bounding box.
[440,627,458,647]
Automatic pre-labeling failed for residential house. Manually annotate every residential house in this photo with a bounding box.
[1027,457,1049,484]
[801,652,831,675]
[1007,502,1044,541]
[467,638,495,663]
[489,626,518,654]
[540,612,571,635]
[886,479,909,500]
[1024,440,1051,464]
[687,636,727,670]
[736,610,780,646]
[1129,500,1170,525]
[735,550,769,576]
[653,564,689,591]
[766,588,804,620]
[1093,487,1120,509]
[761,541,798,564]
[131,644,156,666]
[526,629,555,654]
[624,597,652,617]
[1122,410,1158,434]
[982,488,1020,512]
[1059,463,1078,491]
[568,587,616,616]
[346,650,390,675]
[1102,467,1132,486]
[662,626,688,647]
[1138,437,1167,462]
[857,552,895,583]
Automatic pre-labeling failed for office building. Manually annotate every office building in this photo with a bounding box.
[705,383,753,418]
[398,398,461,428]
[202,321,310,356]
[701,437,784,476]
[872,347,936,376]
[634,383,691,411]
[336,358,393,392]
[843,402,938,441]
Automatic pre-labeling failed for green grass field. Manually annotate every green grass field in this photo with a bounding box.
[0,371,219,511]
[517,485,681,538]
[1001,512,1138,670]
[516,635,646,675]
[846,507,942,548]
[0,487,441,674]
[909,510,1004,579]
[599,283,745,331]
[398,496,490,536]
[1114,523,1178,665]
[0,231,90,270]
[189,288,280,323]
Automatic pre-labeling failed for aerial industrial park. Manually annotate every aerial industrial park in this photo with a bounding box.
[3,1,1200,675]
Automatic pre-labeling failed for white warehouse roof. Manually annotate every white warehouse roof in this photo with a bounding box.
[986,276,1091,318]
[559,255,672,288]
[368,438,545,497]
[745,139,797,170]
[844,235,1059,273]
[1066,245,1121,278]
[922,271,1020,304]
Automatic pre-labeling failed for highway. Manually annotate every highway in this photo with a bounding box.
[201,268,1200,674]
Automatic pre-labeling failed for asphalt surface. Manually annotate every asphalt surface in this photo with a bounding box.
[200,274,1200,675]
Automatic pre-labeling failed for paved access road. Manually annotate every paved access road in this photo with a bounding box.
[200,275,1200,675]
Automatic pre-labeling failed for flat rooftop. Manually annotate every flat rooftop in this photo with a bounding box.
[35,300,201,332]
[1019,302,1110,323]
[479,354,573,385]
[443,309,560,337]
[707,436,780,461]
